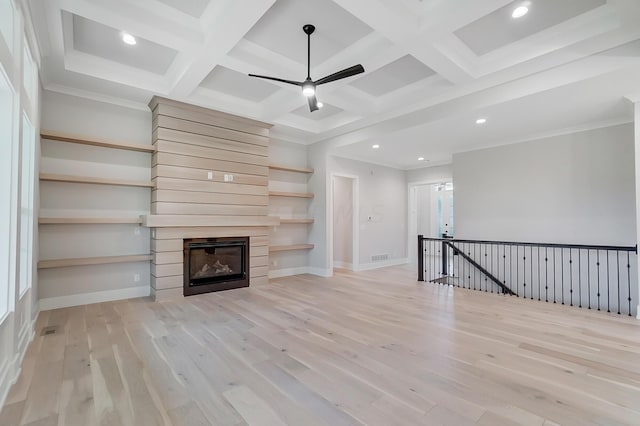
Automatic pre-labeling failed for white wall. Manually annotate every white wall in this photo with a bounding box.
[329,156,408,268]
[38,91,152,309]
[0,0,40,409]
[453,124,636,245]
[332,176,353,267]
[407,164,452,184]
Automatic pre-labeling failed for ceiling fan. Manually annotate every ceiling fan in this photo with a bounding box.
[248,24,365,112]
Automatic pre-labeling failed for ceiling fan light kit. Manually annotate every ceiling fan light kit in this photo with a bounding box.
[249,24,365,112]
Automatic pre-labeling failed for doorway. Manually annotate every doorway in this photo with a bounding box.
[330,174,359,272]
[408,181,454,264]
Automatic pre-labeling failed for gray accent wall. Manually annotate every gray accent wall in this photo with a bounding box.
[453,123,636,246]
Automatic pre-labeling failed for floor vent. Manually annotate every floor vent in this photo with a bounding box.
[371,254,388,262]
[40,326,58,336]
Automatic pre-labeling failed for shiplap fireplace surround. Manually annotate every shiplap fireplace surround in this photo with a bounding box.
[145,97,277,301]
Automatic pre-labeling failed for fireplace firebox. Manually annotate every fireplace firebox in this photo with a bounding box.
[183,237,249,296]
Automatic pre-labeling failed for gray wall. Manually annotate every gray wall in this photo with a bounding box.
[453,124,636,245]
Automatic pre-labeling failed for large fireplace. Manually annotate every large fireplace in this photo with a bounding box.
[183,237,249,296]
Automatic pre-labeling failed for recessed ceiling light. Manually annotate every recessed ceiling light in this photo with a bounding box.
[512,5,529,18]
[121,32,137,45]
[317,101,324,109]
[418,157,425,161]
[476,118,487,124]
[372,144,380,149]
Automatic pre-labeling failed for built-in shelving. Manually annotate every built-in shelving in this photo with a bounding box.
[269,191,314,199]
[38,217,143,224]
[269,164,314,174]
[276,218,314,224]
[40,173,154,188]
[41,129,155,153]
[38,254,153,269]
[269,244,314,253]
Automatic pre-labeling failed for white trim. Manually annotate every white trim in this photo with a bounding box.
[333,261,354,270]
[0,311,36,410]
[268,267,310,279]
[39,285,150,311]
[307,267,333,278]
[43,83,149,112]
[355,257,408,272]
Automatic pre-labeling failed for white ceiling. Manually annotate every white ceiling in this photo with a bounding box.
[26,0,640,170]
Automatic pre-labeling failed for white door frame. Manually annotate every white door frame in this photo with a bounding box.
[407,179,451,265]
[329,173,359,272]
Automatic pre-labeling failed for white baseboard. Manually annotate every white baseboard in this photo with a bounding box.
[268,267,310,279]
[307,267,333,277]
[333,261,354,270]
[355,257,408,272]
[0,314,37,410]
[269,267,333,278]
[39,286,150,311]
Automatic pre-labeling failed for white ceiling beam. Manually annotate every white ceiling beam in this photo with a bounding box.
[168,0,276,99]
[312,43,640,148]
[64,50,169,93]
[331,0,474,85]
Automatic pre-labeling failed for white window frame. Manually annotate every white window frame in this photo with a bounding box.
[0,0,15,56]
[0,61,16,323]
[18,111,35,298]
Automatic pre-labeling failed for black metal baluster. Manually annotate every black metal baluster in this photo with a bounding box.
[627,251,632,316]
[545,247,548,302]
[503,244,507,295]
[578,249,582,308]
[597,250,601,311]
[607,250,610,313]
[517,246,520,297]
[561,249,565,305]
[553,247,556,303]
[467,244,471,290]
[616,250,620,315]
[537,246,541,301]
[523,248,527,299]
[569,248,573,306]
[490,244,493,293]
[587,250,591,309]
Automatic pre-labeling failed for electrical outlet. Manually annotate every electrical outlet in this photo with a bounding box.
[134,226,141,236]
[224,174,234,182]
[134,274,140,282]
[207,171,213,180]
[271,259,278,267]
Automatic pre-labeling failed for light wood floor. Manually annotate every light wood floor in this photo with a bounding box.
[2,266,640,426]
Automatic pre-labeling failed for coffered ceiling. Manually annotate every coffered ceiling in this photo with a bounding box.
[26,0,640,169]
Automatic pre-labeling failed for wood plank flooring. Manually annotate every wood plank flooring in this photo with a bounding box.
[2,265,640,425]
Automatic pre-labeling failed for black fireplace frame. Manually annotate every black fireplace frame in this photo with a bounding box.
[183,237,250,296]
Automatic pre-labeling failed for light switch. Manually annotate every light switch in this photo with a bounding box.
[207,171,213,180]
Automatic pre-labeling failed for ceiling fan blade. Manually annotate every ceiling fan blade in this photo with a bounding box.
[248,74,303,86]
[307,95,319,112]
[314,64,365,85]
